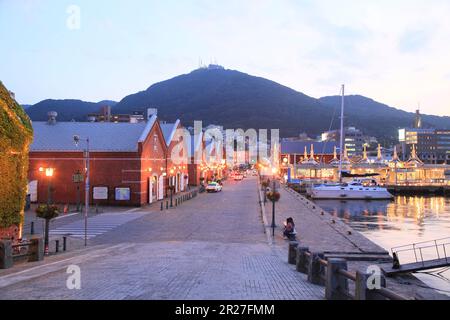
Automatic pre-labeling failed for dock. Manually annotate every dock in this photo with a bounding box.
[381,237,450,276]
[382,258,450,276]
[387,185,449,195]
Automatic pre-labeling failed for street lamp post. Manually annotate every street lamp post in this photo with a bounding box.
[271,180,276,236]
[39,167,54,255]
[74,135,90,247]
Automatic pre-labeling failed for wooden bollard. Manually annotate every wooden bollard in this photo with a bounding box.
[296,246,309,273]
[325,258,349,300]
[288,241,299,265]
[161,202,163,211]
[308,252,325,285]
[355,271,387,300]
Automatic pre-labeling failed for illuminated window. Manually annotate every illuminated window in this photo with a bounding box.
[154,134,158,151]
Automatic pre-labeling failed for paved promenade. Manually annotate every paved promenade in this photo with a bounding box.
[262,184,448,300]
[0,177,324,300]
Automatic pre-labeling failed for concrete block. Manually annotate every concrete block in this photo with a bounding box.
[28,237,44,262]
[0,240,13,269]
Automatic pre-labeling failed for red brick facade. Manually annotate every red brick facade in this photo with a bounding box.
[28,121,168,207]
[165,122,189,193]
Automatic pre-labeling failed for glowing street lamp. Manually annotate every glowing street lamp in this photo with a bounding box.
[39,167,55,205]
[45,168,54,177]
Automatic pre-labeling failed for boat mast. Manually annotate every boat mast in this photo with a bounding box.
[338,84,345,183]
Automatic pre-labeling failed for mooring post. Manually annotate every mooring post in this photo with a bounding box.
[355,271,387,300]
[308,252,325,285]
[326,258,349,300]
[288,241,299,265]
[296,246,309,273]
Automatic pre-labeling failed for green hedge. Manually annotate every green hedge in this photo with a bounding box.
[0,81,33,228]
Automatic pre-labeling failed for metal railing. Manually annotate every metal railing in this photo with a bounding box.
[391,237,450,267]
[289,242,409,300]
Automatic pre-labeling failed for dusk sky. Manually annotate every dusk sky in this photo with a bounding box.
[1,0,450,116]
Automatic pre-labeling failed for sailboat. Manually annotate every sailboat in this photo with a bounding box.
[310,85,394,200]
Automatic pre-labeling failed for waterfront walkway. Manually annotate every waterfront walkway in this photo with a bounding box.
[262,184,449,300]
[0,177,324,300]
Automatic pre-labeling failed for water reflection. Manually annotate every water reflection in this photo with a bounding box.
[314,196,450,241]
[314,196,450,294]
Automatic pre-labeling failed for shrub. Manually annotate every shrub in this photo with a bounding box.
[0,82,33,229]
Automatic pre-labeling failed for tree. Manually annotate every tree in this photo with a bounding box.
[35,205,59,254]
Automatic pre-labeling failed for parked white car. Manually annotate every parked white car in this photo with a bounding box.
[206,182,223,193]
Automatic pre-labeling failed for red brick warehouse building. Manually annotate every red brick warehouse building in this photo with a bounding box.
[28,114,169,207]
[160,120,189,195]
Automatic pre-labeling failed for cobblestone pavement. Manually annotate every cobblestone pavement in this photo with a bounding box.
[0,177,324,300]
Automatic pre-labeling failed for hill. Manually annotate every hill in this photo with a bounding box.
[23,67,450,141]
[25,99,117,121]
[113,68,332,137]
[319,95,450,143]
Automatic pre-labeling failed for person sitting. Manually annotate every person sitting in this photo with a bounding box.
[283,217,297,239]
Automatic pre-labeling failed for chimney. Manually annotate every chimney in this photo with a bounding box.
[147,108,158,120]
[47,111,58,125]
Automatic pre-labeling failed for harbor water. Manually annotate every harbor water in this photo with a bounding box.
[313,196,450,296]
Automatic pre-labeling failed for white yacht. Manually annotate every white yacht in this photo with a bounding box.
[310,178,394,200]
[310,85,394,200]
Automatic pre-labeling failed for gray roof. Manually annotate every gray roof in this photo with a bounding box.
[30,119,155,152]
[160,120,180,145]
[188,132,203,158]
[281,141,338,155]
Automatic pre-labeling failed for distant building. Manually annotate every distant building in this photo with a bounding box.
[321,127,364,157]
[399,128,450,164]
[398,110,450,164]
[280,141,339,165]
[282,133,314,142]
[87,106,146,123]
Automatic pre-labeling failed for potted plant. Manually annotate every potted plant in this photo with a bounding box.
[266,191,281,202]
[35,204,59,254]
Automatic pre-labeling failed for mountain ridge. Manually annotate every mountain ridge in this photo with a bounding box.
[22,68,450,143]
